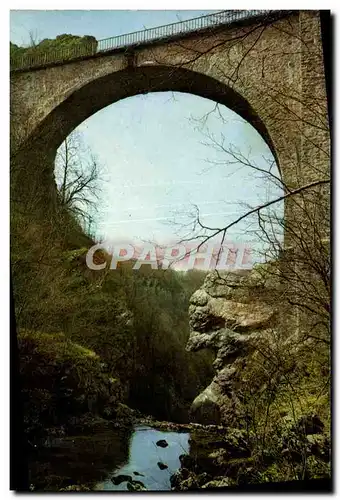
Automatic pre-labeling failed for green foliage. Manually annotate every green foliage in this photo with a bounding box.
[12,201,213,425]
[226,319,331,483]
[10,35,98,67]
[19,330,99,361]
[18,330,123,438]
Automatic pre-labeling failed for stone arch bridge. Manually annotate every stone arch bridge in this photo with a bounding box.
[10,9,329,237]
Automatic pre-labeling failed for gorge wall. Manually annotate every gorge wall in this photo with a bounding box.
[186,265,283,425]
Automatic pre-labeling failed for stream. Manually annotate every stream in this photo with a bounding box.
[29,424,190,491]
[95,425,190,491]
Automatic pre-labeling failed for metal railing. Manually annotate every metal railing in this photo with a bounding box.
[10,9,273,71]
[97,10,270,52]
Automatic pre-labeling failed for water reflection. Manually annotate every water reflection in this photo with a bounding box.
[96,425,190,491]
[29,428,132,491]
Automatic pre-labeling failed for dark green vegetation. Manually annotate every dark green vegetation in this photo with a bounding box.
[19,330,123,439]
[12,199,213,436]
[170,420,330,490]
[11,189,215,489]
[10,34,97,68]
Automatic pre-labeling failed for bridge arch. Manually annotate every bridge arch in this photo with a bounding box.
[11,62,286,214]
[20,64,279,166]
[10,9,328,229]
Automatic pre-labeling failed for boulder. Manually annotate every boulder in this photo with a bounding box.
[111,474,132,485]
[156,439,168,448]
[170,468,190,490]
[190,382,222,424]
[190,289,210,306]
[157,462,168,470]
[202,477,234,488]
[126,480,146,491]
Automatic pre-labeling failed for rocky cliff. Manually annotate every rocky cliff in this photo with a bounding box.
[187,266,280,425]
[173,264,331,489]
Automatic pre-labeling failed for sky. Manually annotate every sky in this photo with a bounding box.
[10,10,284,264]
[10,10,219,45]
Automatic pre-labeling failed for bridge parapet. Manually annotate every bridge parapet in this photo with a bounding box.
[10,9,286,72]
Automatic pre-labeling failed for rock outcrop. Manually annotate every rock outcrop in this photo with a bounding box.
[173,264,331,490]
[187,267,278,425]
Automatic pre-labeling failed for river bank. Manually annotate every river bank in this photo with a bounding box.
[27,415,229,492]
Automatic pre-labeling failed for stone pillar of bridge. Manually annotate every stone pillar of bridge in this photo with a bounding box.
[10,77,59,217]
[270,11,330,339]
